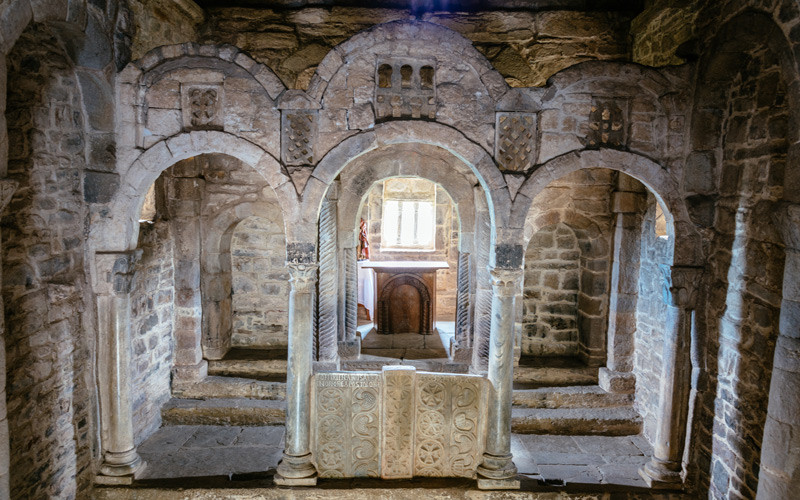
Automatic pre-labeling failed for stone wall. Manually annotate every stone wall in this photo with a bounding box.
[230,215,290,349]
[129,0,204,61]
[630,0,701,66]
[699,41,789,499]
[201,7,631,88]
[2,24,93,500]
[522,223,580,357]
[522,168,615,365]
[362,180,459,321]
[130,220,174,444]
[633,196,672,443]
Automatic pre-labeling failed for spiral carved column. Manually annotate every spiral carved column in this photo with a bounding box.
[317,198,339,362]
[345,247,358,341]
[455,251,471,349]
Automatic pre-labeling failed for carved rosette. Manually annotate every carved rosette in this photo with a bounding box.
[180,83,224,131]
[489,268,523,298]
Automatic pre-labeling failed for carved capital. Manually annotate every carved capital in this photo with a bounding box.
[661,265,703,308]
[95,250,143,296]
[489,268,523,297]
[288,262,319,293]
[0,179,18,211]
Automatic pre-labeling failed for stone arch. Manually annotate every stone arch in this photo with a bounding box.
[90,131,293,254]
[378,274,432,335]
[513,148,700,267]
[307,121,509,239]
[335,143,477,253]
[307,20,509,104]
[201,200,287,359]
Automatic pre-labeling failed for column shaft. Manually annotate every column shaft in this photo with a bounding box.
[477,268,522,490]
[95,252,146,484]
[276,262,318,485]
[640,266,699,489]
[317,198,338,362]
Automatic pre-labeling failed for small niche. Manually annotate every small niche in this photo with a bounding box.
[420,65,434,89]
[400,65,413,88]
[378,64,393,88]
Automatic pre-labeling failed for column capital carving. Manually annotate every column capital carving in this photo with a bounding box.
[0,179,18,211]
[288,262,319,293]
[95,250,143,296]
[489,267,523,297]
[661,265,703,308]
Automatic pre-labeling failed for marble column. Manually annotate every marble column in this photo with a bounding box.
[600,189,644,394]
[317,195,339,362]
[0,179,17,499]
[640,266,701,489]
[94,251,146,485]
[276,259,319,485]
[477,267,523,490]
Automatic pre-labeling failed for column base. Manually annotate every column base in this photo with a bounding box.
[639,458,683,489]
[599,368,636,394]
[477,452,519,490]
[95,448,146,485]
[338,339,360,360]
[275,452,317,486]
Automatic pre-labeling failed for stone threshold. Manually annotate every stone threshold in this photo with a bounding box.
[95,476,689,499]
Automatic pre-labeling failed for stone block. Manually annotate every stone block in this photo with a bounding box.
[83,171,119,203]
[598,368,635,394]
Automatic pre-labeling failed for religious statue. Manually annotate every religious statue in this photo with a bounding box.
[358,218,370,260]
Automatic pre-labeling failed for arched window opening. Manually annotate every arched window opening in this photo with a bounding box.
[378,63,393,88]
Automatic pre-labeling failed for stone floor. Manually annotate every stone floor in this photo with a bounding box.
[137,424,652,487]
[359,323,452,361]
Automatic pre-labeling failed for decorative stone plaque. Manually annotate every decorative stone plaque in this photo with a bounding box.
[313,372,381,478]
[414,373,485,477]
[181,84,224,130]
[282,111,317,165]
[587,98,629,148]
[375,57,437,120]
[311,367,486,480]
[495,112,538,172]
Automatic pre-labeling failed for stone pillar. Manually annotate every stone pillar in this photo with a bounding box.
[94,251,146,485]
[276,252,318,486]
[477,268,523,490]
[170,177,208,383]
[317,194,339,362]
[0,180,17,499]
[600,188,645,394]
[640,266,701,489]
[757,243,800,499]
[345,250,358,340]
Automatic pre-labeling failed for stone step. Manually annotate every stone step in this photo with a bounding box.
[173,376,286,400]
[513,365,598,388]
[207,357,287,380]
[510,406,642,435]
[512,385,633,409]
[161,398,286,426]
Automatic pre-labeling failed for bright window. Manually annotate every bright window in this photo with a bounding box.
[382,178,436,250]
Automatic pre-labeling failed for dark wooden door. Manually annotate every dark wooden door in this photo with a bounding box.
[389,283,421,334]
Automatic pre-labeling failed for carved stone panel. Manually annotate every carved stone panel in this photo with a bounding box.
[375,57,437,121]
[313,372,381,478]
[381,366,416,479]
[414,373,485,478]
[587,98,629,148]
[181,84,224,130]
[282,110,318,166]
[311,367,486,480]
[495,112,538,172]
